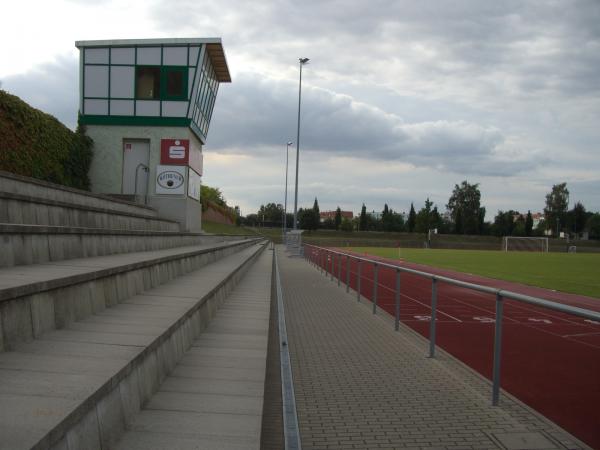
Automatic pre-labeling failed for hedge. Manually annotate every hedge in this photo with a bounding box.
[0,90,93,190]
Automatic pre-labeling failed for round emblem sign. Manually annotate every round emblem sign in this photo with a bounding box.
[157,171,184,189]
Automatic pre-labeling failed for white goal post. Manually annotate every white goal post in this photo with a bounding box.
[502,236,549,252]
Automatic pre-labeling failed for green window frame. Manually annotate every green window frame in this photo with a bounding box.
[135,65,189,101]
[161,66,188,101]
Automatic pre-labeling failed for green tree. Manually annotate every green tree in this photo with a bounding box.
[334,206,342,231]
[454,208,463,234]
[312,197,320,230]
[257,203,284,227]
[447,180,482,234]
[430,206,442,231]
[586,213,600,239]
[340,217,354,232]
[544,182,569,236]
[525,210,533,236]
[359,204,367,231]
[381,203,394,232]
[569,201,586,234]
[391,212,406,232]
[535,218,547,236]
[492,210,519,237]
[407,203,416,232]
[321,217,335,230]
[513,215,526,236]
[478,207,486,234]
[243,213,259,226]
[297,208,309,229]
[415,198,433,234]
[201,185,227,207]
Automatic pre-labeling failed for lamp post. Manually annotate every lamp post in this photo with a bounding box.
[283,141,293,237]
[293,57,309,230]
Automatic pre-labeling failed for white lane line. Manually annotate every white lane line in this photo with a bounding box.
[561,332,600,338]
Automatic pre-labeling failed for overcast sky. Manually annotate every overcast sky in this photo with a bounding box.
[2,0,599,218]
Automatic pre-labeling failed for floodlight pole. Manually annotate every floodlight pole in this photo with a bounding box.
[283,141,292,236]
[293,57,309,230]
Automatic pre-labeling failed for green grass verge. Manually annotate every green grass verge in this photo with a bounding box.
[349,247,600,299]
[202,221,258,236]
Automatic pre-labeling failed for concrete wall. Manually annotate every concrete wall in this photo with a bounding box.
[0,238,261,351]
[23,241,267,449]
[0,170,157,218]
[86,125,203,231]
[148,195,203,232]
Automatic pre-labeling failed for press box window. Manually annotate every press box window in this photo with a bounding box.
[163,67,187,100]
[136,67,160,99]
[135,66,188,100]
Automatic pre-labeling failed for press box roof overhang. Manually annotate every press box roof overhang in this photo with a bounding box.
[76,38,231,143]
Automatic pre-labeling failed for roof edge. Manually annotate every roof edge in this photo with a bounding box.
[75,38,223,48]
[75,37,231,83]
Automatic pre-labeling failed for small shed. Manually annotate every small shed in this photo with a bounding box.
[75,38,231,231]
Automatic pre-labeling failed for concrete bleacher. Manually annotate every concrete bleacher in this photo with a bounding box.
[0,172,271,450]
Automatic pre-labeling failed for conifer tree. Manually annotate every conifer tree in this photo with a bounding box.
[360,204,367,231]
[525,210,533,236]
[312,197,320,230]
[407,203,416,232]
[335,206,342,231]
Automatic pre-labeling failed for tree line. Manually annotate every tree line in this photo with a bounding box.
[241,181,600,239]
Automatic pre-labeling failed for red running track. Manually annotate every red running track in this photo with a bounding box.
[307,247,600,449]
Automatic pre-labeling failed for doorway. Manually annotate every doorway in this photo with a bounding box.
[122,139,150,195]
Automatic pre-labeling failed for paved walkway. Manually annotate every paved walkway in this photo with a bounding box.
[276,247,588,450]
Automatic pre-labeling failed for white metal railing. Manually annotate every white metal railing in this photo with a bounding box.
[304,244,600,406]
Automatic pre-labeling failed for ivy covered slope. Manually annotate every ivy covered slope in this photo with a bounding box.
[0,90,93,190]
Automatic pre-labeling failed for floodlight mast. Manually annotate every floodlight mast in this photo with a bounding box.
[283,141,293,236]
[293,57,309,230]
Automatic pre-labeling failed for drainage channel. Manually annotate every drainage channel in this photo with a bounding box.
[274,249,302,450]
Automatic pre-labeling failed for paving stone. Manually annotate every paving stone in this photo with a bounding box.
[276,247,589,450]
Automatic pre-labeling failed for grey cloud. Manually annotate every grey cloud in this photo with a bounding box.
[150,0,600,100]
[209,72,536,176]
[2,55,79,129]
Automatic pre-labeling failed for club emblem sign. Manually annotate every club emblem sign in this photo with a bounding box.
[157,171,184,189]
[160,139,190,165]
[155,165,186,195]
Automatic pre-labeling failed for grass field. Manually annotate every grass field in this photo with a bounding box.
[348,247,600,299]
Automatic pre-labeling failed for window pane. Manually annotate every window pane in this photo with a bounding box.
[166,70,184,97]
[136,67,160,99]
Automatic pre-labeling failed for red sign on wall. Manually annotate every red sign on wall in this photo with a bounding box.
[160,139,190,165]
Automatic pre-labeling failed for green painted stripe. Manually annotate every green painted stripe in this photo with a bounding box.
[79,115,191,127]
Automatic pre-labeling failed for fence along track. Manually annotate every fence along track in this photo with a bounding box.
[304,244,600,406]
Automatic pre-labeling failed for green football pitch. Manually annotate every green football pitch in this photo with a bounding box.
[348,247,600,299]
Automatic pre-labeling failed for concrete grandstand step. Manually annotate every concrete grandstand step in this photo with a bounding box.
[113,247,272,450]
[0,223,255,268]
[0,191,180,231]
[0,237,262,351]
[0,170,158,218]
[0,241,268,450]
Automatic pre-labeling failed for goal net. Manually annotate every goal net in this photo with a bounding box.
[502,237,549,252]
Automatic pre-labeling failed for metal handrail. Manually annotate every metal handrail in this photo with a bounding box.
[303,243,600,406]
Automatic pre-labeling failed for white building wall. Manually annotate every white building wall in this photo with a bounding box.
[85,125,203,231]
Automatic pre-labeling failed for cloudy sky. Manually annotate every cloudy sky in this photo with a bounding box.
[2,0,599,218]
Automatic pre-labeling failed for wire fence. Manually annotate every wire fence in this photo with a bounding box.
[304,244,600,407]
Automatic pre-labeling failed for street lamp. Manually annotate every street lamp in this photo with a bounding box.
[293,57,309,230]
[283,141,293,236]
